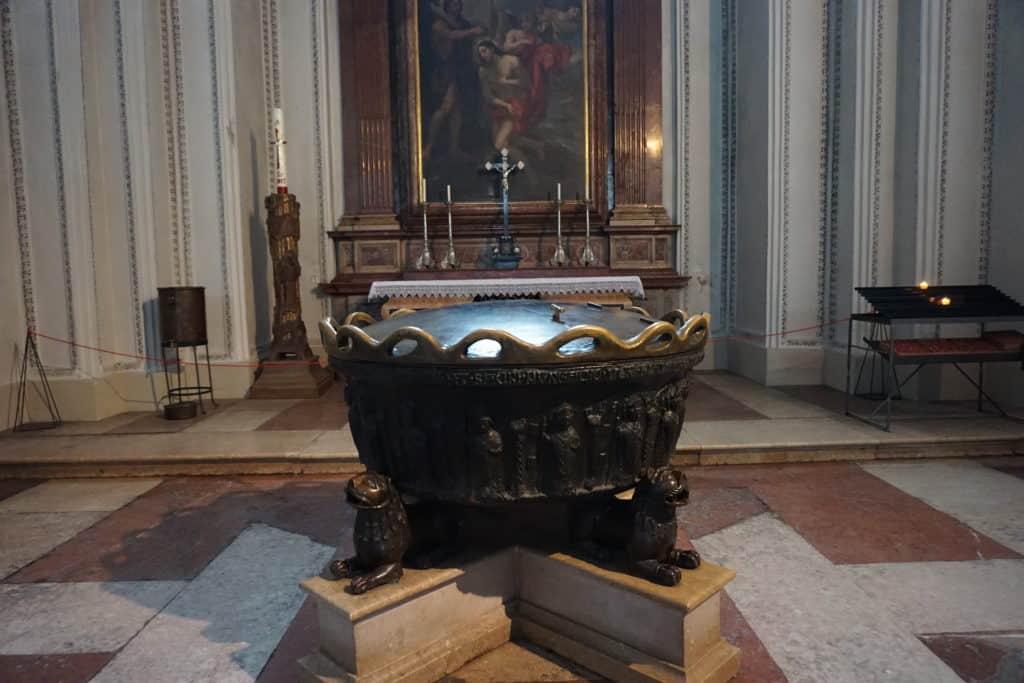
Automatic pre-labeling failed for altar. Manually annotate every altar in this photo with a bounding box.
[368,274,644,318]
[320,0,689,322]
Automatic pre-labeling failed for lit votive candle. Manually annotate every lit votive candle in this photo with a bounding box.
[940,296,951,306]
[919,281,929,290]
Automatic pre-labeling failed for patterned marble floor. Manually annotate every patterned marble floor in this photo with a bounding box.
[3,374,1022,478]
[1,457,1022,682]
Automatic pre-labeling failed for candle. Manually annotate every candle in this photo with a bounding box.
[919,281,929,290]
[446,186,454,240]
[557,182,561,202]
[940,296,951,306]
[421,178,429,240]
[272,107,288,193]
[585,198,591,237]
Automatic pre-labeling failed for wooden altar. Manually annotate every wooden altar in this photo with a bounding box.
[322,0,687,319]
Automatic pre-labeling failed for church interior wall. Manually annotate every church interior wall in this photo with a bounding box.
[1,0,1021,425]
[987,0,1024,407]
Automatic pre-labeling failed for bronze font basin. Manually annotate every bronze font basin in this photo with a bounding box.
[320,300,710,505]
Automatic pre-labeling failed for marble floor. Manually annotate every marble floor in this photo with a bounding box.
[1,457,1022,682]
[2,373,1022,477]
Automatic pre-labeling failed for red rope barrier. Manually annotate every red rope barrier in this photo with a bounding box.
[28,329,322,369]
[708,317,850,343]
[27,316,852,367]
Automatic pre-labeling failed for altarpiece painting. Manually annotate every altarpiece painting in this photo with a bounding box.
[416,0,587,202]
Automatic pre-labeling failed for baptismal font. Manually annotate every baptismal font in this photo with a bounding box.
[297,302,741,683]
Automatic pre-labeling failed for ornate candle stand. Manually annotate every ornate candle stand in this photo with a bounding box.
[550,187,568,267]
[580,198,597,266]
[441,185,458,269]
[249,193,331,398]
[415,180,434,270]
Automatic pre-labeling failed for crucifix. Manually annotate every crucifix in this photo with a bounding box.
[484,148,525,268]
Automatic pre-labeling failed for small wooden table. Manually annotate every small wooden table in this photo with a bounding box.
[368,274,645,318]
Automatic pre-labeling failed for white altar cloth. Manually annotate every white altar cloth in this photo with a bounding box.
[367,276,645,302]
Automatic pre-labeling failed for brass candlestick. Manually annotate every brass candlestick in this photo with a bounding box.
[550,183,567,267]
[441,184,458,269]
[580,198,596,266]
[250,192,331,398]
[416,178,434,270]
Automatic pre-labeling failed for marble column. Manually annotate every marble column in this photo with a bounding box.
[726,0,830,385]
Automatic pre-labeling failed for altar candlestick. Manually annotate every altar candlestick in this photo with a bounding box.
[551,183,567,266]
[416,177,434,269]
[580,197,596,266]
[442,184,457,269]
[272,107,288,194]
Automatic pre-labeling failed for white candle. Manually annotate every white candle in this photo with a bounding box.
[446,184,452,203]
[421,178,429,240]
[272,107,288,192]
[557,182,561,202]
[585,199,591,237]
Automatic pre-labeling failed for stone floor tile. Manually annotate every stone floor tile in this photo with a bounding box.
[695,513,964,683]
[685,463,821,488]
[778,384,976,420]
[875,417,1024,442]
[45,412,148,436]
[988,463,1024,481]
[302,426,357,457]
[861,460,1024,554]
[845,560,1024,633]
[0,478,161,513]
[0,581,184,654]
[443,641,602,682]
[257,398,348,432]
[684,379,766,422]
[750,463,1019,563]
[91,524,333,683]
[0,435,79,460]
[0,653,115,683]
[9,476,351,583]
[0,511,108,579]
[185,410,278,433]
[977,455,1024,469]
[678,486,767,540]
[255,597,318,683]
[694,374,835,419]
[683,417,881,450]
[51,430,324,463]
[0,479,40,502]
[720,592,788,683]
[224,399,300,413]
[105,411,207,434]
[919,632,1024,683]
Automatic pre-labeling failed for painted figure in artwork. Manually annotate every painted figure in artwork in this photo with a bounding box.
[419,0,585,201]
[423,0,486,163]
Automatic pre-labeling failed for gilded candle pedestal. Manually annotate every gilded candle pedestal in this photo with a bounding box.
[249,193,332,398]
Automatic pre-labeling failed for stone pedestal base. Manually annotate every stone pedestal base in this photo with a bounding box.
[298,547,740,683]
[249,362,332,399]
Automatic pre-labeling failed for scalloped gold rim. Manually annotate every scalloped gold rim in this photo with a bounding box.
[320,310,711,366]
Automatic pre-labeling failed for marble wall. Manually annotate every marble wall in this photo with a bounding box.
[0,0,344,421]
[1,0,1022,423]
[688,0,1022,406]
